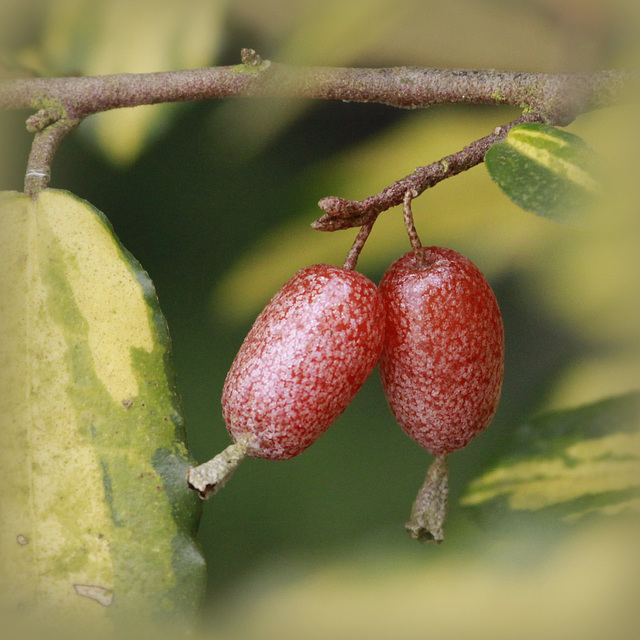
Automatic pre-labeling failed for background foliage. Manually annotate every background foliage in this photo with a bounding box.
[1,0,639,638]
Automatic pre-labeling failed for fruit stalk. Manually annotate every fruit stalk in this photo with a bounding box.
[402,189,432,273]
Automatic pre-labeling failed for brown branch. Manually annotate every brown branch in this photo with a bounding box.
[1,49,634,197]
[24,115,81,196]
[0,53,634,122]
[313,112,544,231]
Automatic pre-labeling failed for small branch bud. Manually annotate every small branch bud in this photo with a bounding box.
[26,107,61,132]
[313,196,368,231]
[240,48,264,67]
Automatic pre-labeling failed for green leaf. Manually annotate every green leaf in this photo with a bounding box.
[461,393,640,524]
[485,122,602,223]
[0,189,205,633]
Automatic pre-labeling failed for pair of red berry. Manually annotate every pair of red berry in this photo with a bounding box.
[223,247,504,462]
[190,246,504,541]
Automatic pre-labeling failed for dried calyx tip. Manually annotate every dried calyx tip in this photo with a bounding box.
[187,435,252,500]
[405,455,449,543]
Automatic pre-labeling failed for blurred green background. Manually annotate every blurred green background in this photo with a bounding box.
[1,1,639,638]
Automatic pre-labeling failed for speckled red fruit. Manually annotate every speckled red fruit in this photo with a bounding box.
[379,248,504,456]
[222,264,385,460]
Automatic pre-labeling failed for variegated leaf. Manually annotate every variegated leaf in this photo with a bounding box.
[485,122,602,223]
[461,393,640,523]
[0,189,205,633]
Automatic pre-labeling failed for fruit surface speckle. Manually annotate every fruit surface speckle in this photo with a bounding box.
[379,247,504,456]
[222,264,385,460]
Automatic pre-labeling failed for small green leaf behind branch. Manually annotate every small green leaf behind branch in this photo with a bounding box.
[485,122,603,224]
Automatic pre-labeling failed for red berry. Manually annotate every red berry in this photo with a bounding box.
[222,264,385,460]
[379,247,504,457]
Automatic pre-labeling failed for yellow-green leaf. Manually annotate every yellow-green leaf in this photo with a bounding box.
[461,393,640,523]
[0,189,205,633]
